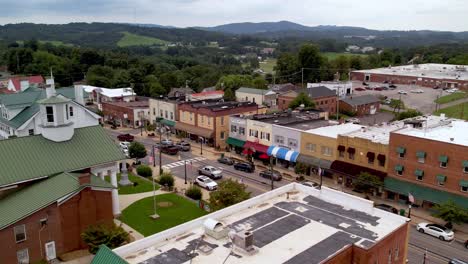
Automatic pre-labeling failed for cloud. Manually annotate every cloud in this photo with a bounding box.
[0,0,466,31]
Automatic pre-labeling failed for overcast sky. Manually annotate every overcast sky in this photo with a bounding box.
[0,0,467,31]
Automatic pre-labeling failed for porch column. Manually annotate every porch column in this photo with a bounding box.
[110,169,121,216]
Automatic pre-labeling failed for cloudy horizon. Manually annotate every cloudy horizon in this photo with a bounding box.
[0,0,467,32]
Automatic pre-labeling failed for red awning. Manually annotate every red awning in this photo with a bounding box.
[259,153,270,159]
[244,141,269,154]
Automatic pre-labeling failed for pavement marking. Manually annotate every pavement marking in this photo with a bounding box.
[162,157,207,170]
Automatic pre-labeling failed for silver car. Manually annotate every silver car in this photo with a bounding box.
[416,222,454,241]
[198,166,223,179]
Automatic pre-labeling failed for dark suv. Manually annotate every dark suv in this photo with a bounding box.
[160,145,179,155]
[233,162,255,173]
[259,170,282,181]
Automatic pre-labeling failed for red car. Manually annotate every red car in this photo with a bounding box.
[117,133,134,142]
[354,87,365,91]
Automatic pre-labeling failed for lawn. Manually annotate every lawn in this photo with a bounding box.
[434,102,468,120]
[323,52,368,60]
[105,172,158,195]
[119,194,207,236]
[259,58,277,74]
[117,32,169,47]
[434,92,467,104]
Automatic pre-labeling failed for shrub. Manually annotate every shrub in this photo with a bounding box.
[185,186,202,200]
[146,124,156,131]
[158,172,174,188]
[136,165,153,177]
[81,223,130,254]
[295,162,309,175]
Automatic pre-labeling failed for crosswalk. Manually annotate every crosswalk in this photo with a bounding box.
[161,157,206,170]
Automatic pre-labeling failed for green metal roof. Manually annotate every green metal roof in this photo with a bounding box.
[395,165,404,171]
[37,95,71,104]
[416,151,426,158]
[436,174,447,182]
[91,245,128,264]
[160,119,176,127]
[0,125,125,187]
[236,87,270,95]
[396,147,406,154]
[384,177,468,209]
[226,137,245,148]
[414,169,424,177]
[438,155,448,163]
[460,180,468,188]
[0,172,113,229]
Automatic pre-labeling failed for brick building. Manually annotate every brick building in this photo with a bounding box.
[104,183,410,264]
[102,98,150,128]
[175,100,261,149]
[278,86,337,114]
[351,64,468,90]
[386,116,468,209]
[339,95,380,116]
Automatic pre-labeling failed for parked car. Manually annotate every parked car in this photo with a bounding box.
[383,99,392,105]
[175,141,191,151]
[122,148,130,158]
[198,165,223,179]
[195,175,218,191]
[233,162,255,173]
[119,141,131,149]
[161,139,173,146]
[464,239,468,249]
[217,157,235,165]
[410,89,424,93]
[449,259,468,264]
[354,87,366,91]
[345,118,360,124]
[389,84,397,89]
[416,223,454,241]
[374,204,398,214]
[374,87,384,91]
[160,145,179,155]
[398,90,408,95]
[301,181,319,188]
[362,82,369,86]
[117,133,134,142]
[259,170,282,181]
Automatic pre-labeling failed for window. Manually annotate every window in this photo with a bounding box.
[231,125,237,133]
[288,138,297,148]
[437,175,446,186]
[439,155,448,168]
[461,185,468,193]
[165,110,168,119]
[201,115,204,123]
[69,106,74,117]
[397,147,405,158]
[339,150,344,157]
[170,112,173,120]
[266,133,270,141]
[416,151,426,163]
[387,249,392,264]
[239,127,245,135]
[394,244,400,260]
[321,146,332,156]
[28,129,34,136]
[415,169,424,181]
[464,161,468,173]
[65,104,69,119]
[377,154,386,167]
[367,152,375,165]
[249,129,258,137]
[160,109,163,117]
[153,108,156,115]
[252,97,256,103]
[395,165,404,176]
[46,106,54,123]
[220,132,225,139]
[14,225,26,243]
[208,118,211,125]
[17,248,29,264]
[306,143,316,152]
[221,117,224,125]
[349,152,355,160]
[275,136,284,144]
[189,113,193,121]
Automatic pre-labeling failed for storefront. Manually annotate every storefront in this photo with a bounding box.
[243,140,270,162]
[174,122,214,146]
[267,145,300,168]
[226,137,246,154]
[295,154,333,177]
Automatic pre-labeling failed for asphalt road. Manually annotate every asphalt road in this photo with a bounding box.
[106,129,467,263]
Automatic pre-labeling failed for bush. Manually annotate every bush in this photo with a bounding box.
[136,165,152,177]
[81,223,130,254]
[146,124,156,131]
[158,172,174,188]
[185,186,202,200]
[295,162,309,175]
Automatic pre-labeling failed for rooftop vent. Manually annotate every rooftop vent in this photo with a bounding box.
[233,231,258,255]
[450,138,454,142]
[203,219,228,240]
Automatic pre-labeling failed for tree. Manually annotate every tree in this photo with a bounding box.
[396,109,422,120]
[223,87,235,101]
[353,172,383,194]
[389,99,405,113]
[432,200,468,229]
[274,52,300,83]
[81,223,130,254]
[209,179,251,211]
[216,74,254,91]
[298,44,325,83]
[129,142,147,161]
[252,76,268,89]
[288,92,315,109]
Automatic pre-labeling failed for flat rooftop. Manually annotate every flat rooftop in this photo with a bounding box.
[342,122,405,144]
[353,63,468,81]
[305,123,363,138]
[395,115,468,146]
[182,100,257,111]
[114,184,407,264]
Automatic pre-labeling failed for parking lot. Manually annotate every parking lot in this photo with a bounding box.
[352,81,447,114]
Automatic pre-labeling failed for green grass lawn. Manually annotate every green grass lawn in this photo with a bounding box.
[259,58,277,74]
[434,92,467,104]
[323,52,368,60]
[434,102,468,120]
[117,32,169,47]
[105,172,158,195]
[119,194,207,236]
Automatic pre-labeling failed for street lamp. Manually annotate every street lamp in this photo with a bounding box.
[178,154,188,184]
[199,136,204,155]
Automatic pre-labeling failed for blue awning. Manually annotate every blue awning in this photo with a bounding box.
[267,145,299,162]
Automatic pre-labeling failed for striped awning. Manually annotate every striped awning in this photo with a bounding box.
[267,145,299,162]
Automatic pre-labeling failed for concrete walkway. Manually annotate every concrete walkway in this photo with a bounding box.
[119,190,167,211]
[437,96,468,109]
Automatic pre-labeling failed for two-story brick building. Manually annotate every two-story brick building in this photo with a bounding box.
[339,95,380,116]
[101,98,150,128]
[278,86,337,114]
[386,115,468,209]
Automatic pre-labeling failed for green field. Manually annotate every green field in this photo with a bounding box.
[119,194,207,236]
[259,58,277,74]
[434,102,468,120]
[117,32,170,47]
[323,52,368,60]
[434,92,467,104]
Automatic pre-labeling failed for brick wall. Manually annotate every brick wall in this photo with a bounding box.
[339,100,380,116]
[314,95,337,115]
[102,103,135,127]
[278,95,295,110]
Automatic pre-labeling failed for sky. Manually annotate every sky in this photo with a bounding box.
[0,0,467,31]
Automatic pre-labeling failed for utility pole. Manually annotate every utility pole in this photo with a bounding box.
[200,136,203,155]
[159,124,163,175]
[301,68,304,90]
[269,156,274,190]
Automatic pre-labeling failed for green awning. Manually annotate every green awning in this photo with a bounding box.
[396,147,406,154]
[416,151,426,158]
[384,177,468,209]
[414,169,424,177]
[462,160,468,167]
[460,180,468,188]
[395,165,404,172]
[438,155,448,163]
[226,137,245,148]
[436,174,447,183]
[160,119,176,127]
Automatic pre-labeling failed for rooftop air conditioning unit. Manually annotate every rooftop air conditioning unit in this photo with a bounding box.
[233,231,258,255]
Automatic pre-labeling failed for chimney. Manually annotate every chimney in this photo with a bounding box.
[74,84,85,105]
[20,79,30,91]
[78,171,91,185]
[45,77,56,98]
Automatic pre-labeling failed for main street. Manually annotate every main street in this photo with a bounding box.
[106,129,467,264]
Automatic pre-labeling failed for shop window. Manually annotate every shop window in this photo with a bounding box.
[231,125,237,133]
[306,143,316,152]
[239,127,245,135]
[14,225,26,243]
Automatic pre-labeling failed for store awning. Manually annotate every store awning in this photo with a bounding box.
[226,137,245,148]
[377,154,386,162]
[366,152,375,159]
[384,177,468,209]
[330,160,386,180]
[337,145,345,151]
[414,169,424,177]
[267,145,299,162]
[436,174,447,183]
[296,154,332,169]
[243,141,269,154]
[460,180,468,188]
[160,119,176,127]
[416,151,426,158]
[347,147,356,154]
[174,122,213,138]
[396,147,406,154]
[439,155,448,163]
